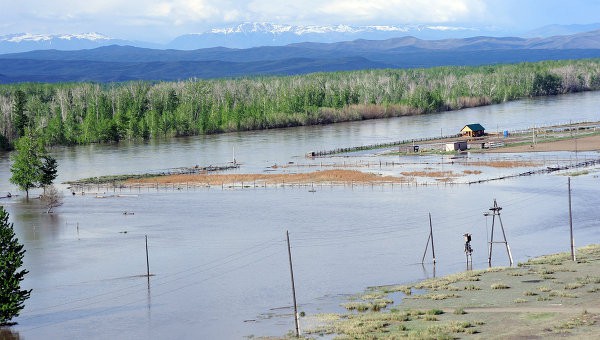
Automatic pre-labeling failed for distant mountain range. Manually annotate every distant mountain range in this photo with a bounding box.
[2,22,600,53]
[1,29,600,83]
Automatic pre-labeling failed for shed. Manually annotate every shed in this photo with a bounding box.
[461,124,485,137]
[445,141,468,152]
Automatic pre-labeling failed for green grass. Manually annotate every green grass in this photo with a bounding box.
[453,308,467,315]
[426,309,444,315]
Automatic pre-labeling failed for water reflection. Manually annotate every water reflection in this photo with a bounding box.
[0,328,20,340]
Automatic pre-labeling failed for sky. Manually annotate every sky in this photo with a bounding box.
[1,0,599,42]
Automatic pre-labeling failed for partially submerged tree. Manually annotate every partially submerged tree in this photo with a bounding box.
[40,185,63,214]
[9,135,43,199]
[9,134,58,199]
[39,156,58,193]
[0,207,31,325]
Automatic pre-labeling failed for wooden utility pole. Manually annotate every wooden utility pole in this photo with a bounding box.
[145,235,150,281]
[286,231,300,337]
[421,213,436,264]
[568,177,576,261]
[487,199,513,266]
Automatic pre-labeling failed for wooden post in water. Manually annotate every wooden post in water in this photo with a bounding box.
[568,177,576,261]
[145,235,150,282]
[286,231,300,337]
[421,213,436,264]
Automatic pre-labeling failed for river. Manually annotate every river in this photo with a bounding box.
[1,92,599,339]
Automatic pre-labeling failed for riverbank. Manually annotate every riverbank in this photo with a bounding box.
[301,244,600,339]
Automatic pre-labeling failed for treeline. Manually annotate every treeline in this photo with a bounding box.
[1,59,600,149]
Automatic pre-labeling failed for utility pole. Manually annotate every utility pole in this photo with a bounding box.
[286,231,300,337]
[486,199,513,267]
[568,178,576,261]
[421,213,436,264]
[145,235,150,283]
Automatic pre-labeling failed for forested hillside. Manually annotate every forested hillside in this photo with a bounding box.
[1,59,600,149]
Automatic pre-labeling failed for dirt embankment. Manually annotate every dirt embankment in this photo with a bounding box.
[125,169,410,186]
[487,134,600,153]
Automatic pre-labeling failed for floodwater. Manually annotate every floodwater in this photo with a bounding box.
[0,92,600,339]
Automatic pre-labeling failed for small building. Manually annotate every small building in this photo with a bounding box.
[461,124,485,137]
[445,141,468,152]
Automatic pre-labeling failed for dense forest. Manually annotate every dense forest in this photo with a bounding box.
[1,59,600,149]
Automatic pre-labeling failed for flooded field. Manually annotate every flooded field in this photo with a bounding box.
[1,92,600,338]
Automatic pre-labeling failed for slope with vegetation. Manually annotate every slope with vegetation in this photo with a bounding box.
[1,59,600,148]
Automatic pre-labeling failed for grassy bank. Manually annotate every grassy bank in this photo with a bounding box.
[300,244,600,339]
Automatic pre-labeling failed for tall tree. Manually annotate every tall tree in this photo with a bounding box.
[0,207,31,325]
[11,90,28,138]
[39,156,58,191]
[9,135,43,199]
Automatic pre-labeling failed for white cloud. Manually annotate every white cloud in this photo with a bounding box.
[0,0,495,41]
[317,0,486,24]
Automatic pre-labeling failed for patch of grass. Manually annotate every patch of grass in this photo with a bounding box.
[538,286,552,292]
[541,274,556,280]
[407,309,425,316]
[514,298,528,303]
[464,284,481,291]
[426,309,444,315]
[486,266,509,272]
[524,253,570,266]
[413,293,461,300]
[549,291,578,298]
[523,291,538,296]
[577,276,600,284]
[491,283,510,290]
[537,296,553,301]
[553,311,596,331]
[453,308,467,315]
[525,312,555,320]
[567,170,590,177]
[376,284,412,295]
[564,282,584,290]
[424,315,438,321]
[342,302,371,311]
[414,270,483,290]
[507,271,524,276]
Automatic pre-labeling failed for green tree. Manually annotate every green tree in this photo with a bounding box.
[9,135,44,199]
[532,73,563,96]
[0,207,31,325]
[39,156,58,191]
[11,90,28,138]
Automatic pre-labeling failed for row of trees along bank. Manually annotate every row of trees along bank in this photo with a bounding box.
[1,59,600,149]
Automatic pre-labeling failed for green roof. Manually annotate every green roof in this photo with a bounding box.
[463,124,485,131]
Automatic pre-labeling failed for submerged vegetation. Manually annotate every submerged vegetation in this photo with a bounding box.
[1,58,600,149]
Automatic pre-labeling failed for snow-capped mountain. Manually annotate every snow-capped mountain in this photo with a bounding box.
[0,33,138,54]
[167,22,484,50]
